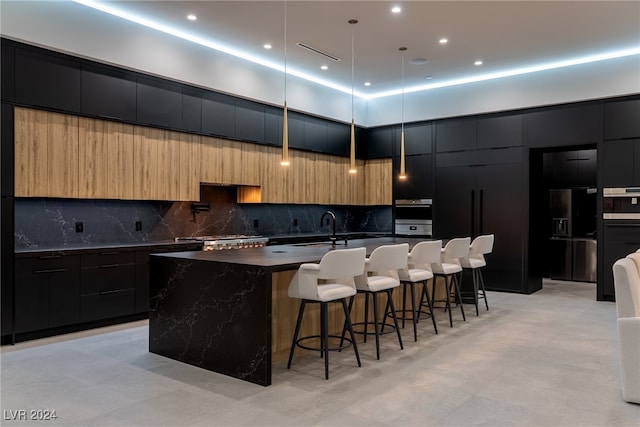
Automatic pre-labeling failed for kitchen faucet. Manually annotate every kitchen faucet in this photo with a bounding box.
[320,210,337,244]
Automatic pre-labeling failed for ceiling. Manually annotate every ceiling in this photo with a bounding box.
[52,0,640,98]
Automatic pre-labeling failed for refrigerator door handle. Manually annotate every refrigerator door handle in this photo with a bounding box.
[471,189,475,237]
[479,189,484,235]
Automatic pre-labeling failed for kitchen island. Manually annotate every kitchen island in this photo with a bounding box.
[149,237,425,386]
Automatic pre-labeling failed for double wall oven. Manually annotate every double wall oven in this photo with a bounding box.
[394,199,433,237]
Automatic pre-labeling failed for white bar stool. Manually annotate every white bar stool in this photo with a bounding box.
[431,237,470,328]
[460,234,494,315]
[392,240,442,341]
[343,243,408,360]
[287,247,366,379]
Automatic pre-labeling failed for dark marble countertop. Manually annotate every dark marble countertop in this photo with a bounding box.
[14,240,203,257]
[152,237,429,271]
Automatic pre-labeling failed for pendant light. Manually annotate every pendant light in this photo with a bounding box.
[281,1,290,167]
[398,47,407,180]
[348,19,358,175]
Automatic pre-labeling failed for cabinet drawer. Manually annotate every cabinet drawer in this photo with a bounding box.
[16,255,79,275]
[80,289,135,322]
[603,221,640,243]
[80,264,135,295]
[81,251,135,268]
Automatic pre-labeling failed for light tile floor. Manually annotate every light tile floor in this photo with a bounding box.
[1,280,639,426]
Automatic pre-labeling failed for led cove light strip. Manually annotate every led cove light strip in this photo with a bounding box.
[72,0,639,101]
[368,47,640,99]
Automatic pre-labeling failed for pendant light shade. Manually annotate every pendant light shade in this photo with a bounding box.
[281,1,290,167]
[398,47,407,180]
[348,19,358,175]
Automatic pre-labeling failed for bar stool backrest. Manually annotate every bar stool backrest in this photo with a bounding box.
[367,243,409,275]
[408,240,443,270]
[441,237,471,265]
[319,247,366,280]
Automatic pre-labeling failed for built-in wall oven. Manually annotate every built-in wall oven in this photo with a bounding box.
[604,187,640,219]
[394,199,432,237]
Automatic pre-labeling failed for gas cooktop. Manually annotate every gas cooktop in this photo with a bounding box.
[174,235,269,250]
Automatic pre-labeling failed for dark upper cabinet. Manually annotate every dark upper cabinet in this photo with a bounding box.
[393,154,433,199]
[603,139,640,187]
[366,127,394,158]
[1,44,14,102]
[81,64,137,122]
[394,123,432,155]
[604,99,640,140]
[525,104,603,147]
[326,121,350,156]
[550,149,597,188]
[137,77,182,129]
[235,99,265,143]
[477,114,523,148]
[304,116,328,152]
[355,127,368,159]
[202,92,236,138]
[2,103,14,196]
[264,105,283,146]
[1,196,14,337]
[15,48,81,113]
[181,87,202,133]
[287,111,306,150]
[436,118,477,152]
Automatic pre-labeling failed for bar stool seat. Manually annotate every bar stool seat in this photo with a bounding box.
[287,247,366,379]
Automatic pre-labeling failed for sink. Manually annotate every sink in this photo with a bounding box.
[293,241,348,247]
[293,242,335,247]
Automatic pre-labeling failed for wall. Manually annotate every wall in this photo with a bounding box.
[14,186,392,250]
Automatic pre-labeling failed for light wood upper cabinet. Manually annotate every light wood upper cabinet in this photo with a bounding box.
[15,107,78,198]
[15,107,391,205]
[78,118,134,199]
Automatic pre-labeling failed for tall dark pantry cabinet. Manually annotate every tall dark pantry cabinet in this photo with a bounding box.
[434,114,526,292]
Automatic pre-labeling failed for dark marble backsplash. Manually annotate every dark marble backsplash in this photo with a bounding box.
[14,186,392,249]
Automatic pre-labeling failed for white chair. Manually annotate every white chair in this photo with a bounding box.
[344,243,408,360]
[612,253,640,404]
[460,234,494,316]
[431,237,470,328]
[287,247,366,380]
[391,240,441,341]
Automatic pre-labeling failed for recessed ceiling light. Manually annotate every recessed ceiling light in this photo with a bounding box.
[425,76,433,80]
[391,6,401,13]
[187,14,197,21]
[320,65,328,70]
[475,60,483,66]
[409,58,428,65]
[439,38,448,44]
[263,43,272,49]
[364,82,371,86]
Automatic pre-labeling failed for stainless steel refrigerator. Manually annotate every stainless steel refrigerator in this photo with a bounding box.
[548,189,597,282]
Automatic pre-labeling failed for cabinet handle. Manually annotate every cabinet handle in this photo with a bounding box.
[479,189,484,235]
[34,268,66,274]
[471,189,475,237]
[566,158,590,162]
[100,251,119,256]
[99,264,120,269]
[99,289,121,295]
[607,224,640,227]
[38,255,61,259]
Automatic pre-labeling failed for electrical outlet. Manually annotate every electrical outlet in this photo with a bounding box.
[75,221,83,233]
[135,221,142,231]
[293,219,298,227]
[253,219,259,228]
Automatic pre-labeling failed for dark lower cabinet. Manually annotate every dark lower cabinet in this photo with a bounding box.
[602,221,640,300]
[14,255,80,334]
[80,252,135,322]
[435,162,525,292]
